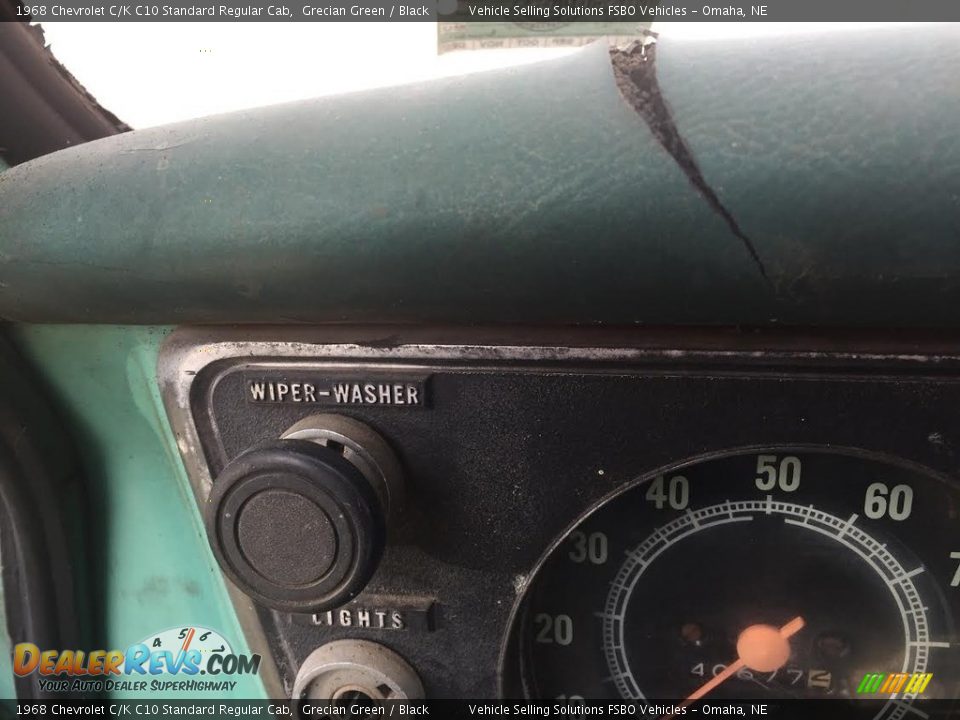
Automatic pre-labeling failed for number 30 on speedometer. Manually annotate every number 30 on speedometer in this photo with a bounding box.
[513,449,960,716]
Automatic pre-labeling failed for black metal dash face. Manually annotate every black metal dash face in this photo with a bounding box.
[158,332,960,699]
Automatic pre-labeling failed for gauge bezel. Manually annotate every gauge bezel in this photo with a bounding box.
[500,443,960,699]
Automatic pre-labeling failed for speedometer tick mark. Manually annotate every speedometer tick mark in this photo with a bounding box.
[888,567,926,587]
[839,513,859,538]
[601,671,630,683]
[892,701,930,719]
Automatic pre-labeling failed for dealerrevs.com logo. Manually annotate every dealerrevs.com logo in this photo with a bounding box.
[13,626,261,693]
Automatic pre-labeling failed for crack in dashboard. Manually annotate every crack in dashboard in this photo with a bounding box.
[610,41,771,286]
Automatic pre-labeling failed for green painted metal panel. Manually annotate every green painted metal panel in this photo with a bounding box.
[6,325,266,700]
[0,566,12,698]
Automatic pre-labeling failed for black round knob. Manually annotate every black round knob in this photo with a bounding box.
[205,439,385,613]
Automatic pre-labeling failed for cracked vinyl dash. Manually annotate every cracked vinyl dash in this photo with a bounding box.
[610,41,771,286]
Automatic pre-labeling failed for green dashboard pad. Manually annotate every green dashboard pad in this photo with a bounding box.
[1,25,958,327]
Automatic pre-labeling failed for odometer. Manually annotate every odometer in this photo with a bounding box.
[514,449,960,715]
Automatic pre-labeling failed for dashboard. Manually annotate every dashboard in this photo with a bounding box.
[158,327,960,711]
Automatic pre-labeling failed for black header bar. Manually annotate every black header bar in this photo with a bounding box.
[2,699,959,718]
[7,0,960,22]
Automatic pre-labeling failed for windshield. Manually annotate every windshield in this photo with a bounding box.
[36,21,927,128]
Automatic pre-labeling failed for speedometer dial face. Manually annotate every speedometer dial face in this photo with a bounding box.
[515,450,960,713]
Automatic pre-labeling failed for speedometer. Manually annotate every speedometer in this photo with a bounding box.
[512,449,960,714]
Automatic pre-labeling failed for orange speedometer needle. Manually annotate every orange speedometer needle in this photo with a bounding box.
[679,616,805,706]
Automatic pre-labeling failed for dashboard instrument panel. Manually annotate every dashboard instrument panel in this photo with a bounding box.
[158,329,960,706]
